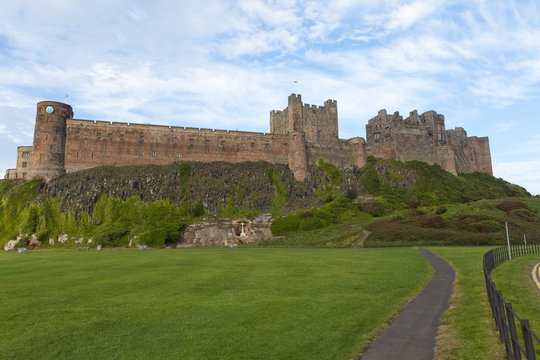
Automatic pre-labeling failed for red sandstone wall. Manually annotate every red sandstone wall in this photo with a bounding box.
[365,146,394,160]
[64,119,289,173]
[464,136,493,175]
[306,139,365,169]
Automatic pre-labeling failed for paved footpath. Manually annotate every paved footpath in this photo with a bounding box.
[359,249,455,360]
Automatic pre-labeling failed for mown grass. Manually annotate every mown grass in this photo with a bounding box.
[428,247,506,360]
[491,254,540,357]
[0,247,431,360]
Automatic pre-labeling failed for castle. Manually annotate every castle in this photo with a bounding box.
[4,94,492,182]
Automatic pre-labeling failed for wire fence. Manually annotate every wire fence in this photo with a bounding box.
[484,244,540,359]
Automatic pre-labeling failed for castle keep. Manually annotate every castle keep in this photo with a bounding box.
[5,94,492,181]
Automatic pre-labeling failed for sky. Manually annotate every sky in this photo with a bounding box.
[1,0,539,194]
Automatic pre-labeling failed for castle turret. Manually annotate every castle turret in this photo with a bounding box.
[288,131,308,181]
[287,94,303,132]
[27,101,73,181]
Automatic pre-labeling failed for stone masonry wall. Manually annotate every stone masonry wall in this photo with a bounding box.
[9,94,492,181]
[64,119,289,174]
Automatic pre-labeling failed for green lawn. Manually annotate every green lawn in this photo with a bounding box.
[491,254,540,357]
[0,247,431,360]
[428,247,506,360]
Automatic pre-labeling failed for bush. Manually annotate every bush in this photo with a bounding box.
[472,220,503,233]
[496,200,530,213]
[436,206,448,215]
[408,196,421,209]
[509,209,537,222]
[421,215,447,228]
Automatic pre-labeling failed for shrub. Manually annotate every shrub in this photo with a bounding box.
[421,215,447,228]
[436,206,448,215]
[191,198,205,218]
[408,196,421,209]
[496,200,530,213]
[509,209,537,222]
[472,220,503,233]
[406,209,425,217]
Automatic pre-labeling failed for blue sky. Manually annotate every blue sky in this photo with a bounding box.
[1,0,539,194]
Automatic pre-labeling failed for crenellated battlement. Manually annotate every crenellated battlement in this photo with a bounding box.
[8,93,492,182]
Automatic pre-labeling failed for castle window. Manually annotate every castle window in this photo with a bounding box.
[250,143,255,149]
[139,135,144,144]
[189,138,194,145]
[175,152,180,158]
[97,132,101,140]
[22,173,26,178]
[22,162,27,168]
[76,152,79,158]
[22,152,29,158]
[84,139,88,148]
[374,133,380,140]
[265,143,270,150]
[120,134,124,142]
[437,134,442,141]
[108,133,112,141]
[139,151,144,157]
[220,141,225,148]
[317,131,321,140]
[152,151,156,157]
[74,131,79,139]
[205,139,210,147]
[173,137,178,145]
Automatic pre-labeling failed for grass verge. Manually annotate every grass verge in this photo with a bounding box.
[428,247,506,360]
[491,254,540,357]
[0,247,430,360]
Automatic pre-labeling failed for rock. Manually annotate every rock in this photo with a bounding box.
[87,238,93,244]
[4,239,21,251]
[26,235,40,249]
[178,215,273,247]
[17,248,28,253]
[49,238,55,245]
[16,234,28,241]
[58,233,69,244]
[75,238,83,244]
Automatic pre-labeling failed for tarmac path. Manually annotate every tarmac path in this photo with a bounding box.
[359,249,455,360]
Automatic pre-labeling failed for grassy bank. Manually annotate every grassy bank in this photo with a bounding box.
[428,247,506,360]
[491,254,540,357]
[0,247,430,360]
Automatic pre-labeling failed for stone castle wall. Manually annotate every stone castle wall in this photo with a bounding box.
[63,119,289,174]
[5,94,493,182]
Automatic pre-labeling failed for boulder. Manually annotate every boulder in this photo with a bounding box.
[58,233,69,244]
[26,235,40,249]
[4,239,21,251]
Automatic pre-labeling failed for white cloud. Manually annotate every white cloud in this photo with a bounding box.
[385,0,444,30]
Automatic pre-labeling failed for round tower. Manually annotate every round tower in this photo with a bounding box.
[287,131,308,181]
[27,101,73,181]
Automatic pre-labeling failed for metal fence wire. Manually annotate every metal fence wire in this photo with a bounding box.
[484,244,540,360]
